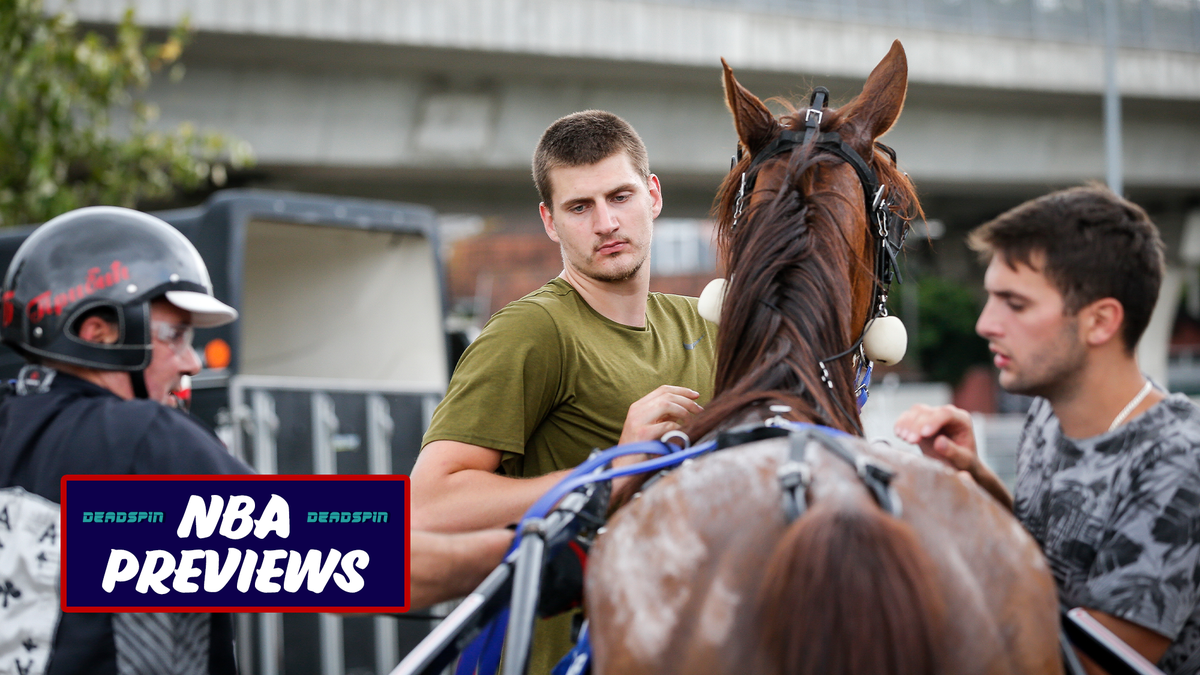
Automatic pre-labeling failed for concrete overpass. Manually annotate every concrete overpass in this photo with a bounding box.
[59,0,1200,213]
[55,0,1200,383]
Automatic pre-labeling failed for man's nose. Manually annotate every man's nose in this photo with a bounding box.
[181,346,202,375]
[976,300,1000,340]
[592,202,618,235]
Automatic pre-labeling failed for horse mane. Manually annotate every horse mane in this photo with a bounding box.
[686,95,922,442]
[610,91,920,511]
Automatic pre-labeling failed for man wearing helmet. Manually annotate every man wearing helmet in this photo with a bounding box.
[0,206,518,675]
[0,206,252,675]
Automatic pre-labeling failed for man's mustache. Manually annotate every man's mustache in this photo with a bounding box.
[594,236,631,252]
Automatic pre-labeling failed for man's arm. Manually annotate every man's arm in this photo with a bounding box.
[411,440,569,532]
[1074,609,1171,675]
[414,385,703,532]
[893,404,1012,509]
[410,529,514,608]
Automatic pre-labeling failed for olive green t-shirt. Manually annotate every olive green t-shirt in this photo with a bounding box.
[423,276,716,477]
[420,277,715,674]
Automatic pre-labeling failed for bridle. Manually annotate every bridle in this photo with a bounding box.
[728,86,910,430]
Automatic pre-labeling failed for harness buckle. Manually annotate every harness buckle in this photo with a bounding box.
[871,184,887,210]
[804,108,823,126]
[731,172,748,230]
[777,461,812,490]
[855,457,895,484]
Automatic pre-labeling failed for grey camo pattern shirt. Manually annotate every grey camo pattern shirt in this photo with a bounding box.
[1014,394,1200,674]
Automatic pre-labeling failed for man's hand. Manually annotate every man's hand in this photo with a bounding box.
[893,404,979,472]
[894,404,1013,509]
[617,385,703,445]
[612,385,703,493]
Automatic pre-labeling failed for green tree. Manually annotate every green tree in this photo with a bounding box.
[913,275,991,386]
[0,0,252,226]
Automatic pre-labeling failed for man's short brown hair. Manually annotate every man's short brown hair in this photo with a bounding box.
[968,185,1164,352]
[532,110,650,207]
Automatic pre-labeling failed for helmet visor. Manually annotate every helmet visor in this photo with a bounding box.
[164,290,238,328]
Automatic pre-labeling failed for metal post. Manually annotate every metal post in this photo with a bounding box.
[236,615,255,675]
[366,394,395,475]
[249,389,282,675]
[320,614,345,675]
[366,394,400,674]
[1104,0,1123,196]
[312,392,339,476]
[311,392,344,675]
[251,390,279,475]
[258,614,281,675]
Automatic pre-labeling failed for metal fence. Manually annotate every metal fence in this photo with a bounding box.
[646,0,1200,52]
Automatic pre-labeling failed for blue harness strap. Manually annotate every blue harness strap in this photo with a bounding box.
[477,607,508,675]
[453,621,486,675]
[551,621,591,675]
[453,607,508,675]
[856,361,873,410]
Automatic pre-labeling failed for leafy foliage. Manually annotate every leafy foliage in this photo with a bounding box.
[0,0,252,226]
[914,276,991,386]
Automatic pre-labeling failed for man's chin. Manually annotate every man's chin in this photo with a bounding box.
[998,372,1049,399]
[997,371,1024,394]
[587,260,644,283]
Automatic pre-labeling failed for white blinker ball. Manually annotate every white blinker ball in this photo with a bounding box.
[862,315,907,366]
[698,278,728,324]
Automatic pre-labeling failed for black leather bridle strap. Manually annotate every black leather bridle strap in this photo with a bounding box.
[778,427,902,523]
[814,133,881,213]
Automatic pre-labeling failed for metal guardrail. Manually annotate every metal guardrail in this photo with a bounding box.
[646,0,1200,53]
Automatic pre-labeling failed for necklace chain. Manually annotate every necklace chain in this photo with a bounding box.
[1108,380,1153,433]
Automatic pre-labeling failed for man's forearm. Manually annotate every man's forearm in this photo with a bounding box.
[412,468,569,532]
[409,529,513,608]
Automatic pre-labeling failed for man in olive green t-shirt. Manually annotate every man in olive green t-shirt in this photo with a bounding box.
[410,110,716,672]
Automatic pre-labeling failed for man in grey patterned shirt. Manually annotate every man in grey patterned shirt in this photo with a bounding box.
[895,185,1200,674]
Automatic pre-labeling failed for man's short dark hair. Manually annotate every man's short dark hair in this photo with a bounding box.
[532,110,650,208]
[967,185,1164,352]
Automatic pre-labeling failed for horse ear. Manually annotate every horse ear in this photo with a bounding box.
[848,40,908,140]
[722,58,777,154]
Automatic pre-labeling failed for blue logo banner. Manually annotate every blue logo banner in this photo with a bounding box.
[61,475,408,612]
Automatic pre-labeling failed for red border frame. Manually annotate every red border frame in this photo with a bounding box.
[60,474,411,613]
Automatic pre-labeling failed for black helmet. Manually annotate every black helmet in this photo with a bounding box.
[1,206,237,371]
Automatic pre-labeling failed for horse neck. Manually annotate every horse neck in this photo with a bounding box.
[697,194,865,439]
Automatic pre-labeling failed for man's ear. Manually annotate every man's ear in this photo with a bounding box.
[648,174,663,220]
[539,202,561,244]
[1081,297,1125,348]
[76,315,119,345]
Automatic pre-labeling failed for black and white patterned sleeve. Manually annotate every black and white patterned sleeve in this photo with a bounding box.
[1084,427,1200,639]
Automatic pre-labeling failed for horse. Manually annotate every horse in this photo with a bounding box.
[583,41,1063,675]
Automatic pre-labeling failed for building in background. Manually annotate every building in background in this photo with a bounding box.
[54,0,1200,382]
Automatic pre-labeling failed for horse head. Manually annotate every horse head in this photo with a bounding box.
[692,40,921,440]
